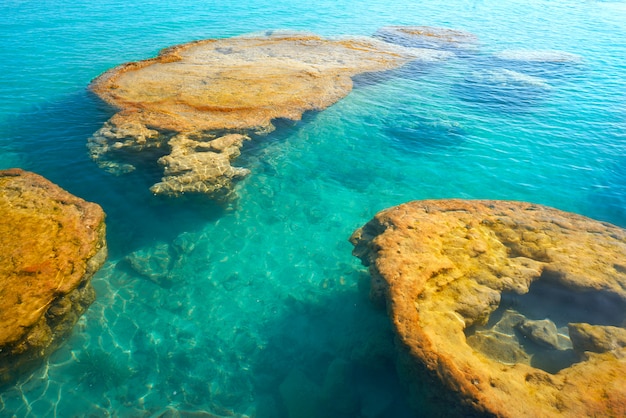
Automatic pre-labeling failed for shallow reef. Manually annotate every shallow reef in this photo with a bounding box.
[351,199,626,417]
[88,29,452,201]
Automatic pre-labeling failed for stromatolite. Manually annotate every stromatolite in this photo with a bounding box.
[350,199,626,417]
[0,169,107,385]
[88,30,450,200]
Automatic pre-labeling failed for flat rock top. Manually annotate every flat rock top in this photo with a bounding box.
[87,30,452,199]
[350,199,626,417]
[91,32,431,133]
[0,169,106,346]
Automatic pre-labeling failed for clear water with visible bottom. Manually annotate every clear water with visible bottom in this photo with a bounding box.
[1,0,625,416]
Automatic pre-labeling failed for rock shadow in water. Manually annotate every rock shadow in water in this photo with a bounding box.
[250,285,420,418]
[452,50,583,112]
[383,114,466,154]
[2,91,227,257]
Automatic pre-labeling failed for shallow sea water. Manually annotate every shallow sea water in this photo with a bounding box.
[1,0,626,416]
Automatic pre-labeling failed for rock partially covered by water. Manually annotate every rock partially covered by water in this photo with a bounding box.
[494,49,583,63]
[517,318,560,349]
[375,26,478,52]
[350,199,626,417]
[568,323,626,354]
[89,30,446,200]
[0,169,107,385]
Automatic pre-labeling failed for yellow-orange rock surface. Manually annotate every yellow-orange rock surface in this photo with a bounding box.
[89,31,448,199]
[350,199,626,417]
[0,169,107,385]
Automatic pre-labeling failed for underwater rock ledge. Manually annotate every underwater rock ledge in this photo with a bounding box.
[0,169,107,385]
[350,199,626,417]
[88,29,451,201]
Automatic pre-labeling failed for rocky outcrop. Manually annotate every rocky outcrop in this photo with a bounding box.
[0,169,107,385]
[350,199,626,417]
[88,30,450,200]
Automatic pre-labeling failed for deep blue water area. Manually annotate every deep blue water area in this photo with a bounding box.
[1,0,626,416]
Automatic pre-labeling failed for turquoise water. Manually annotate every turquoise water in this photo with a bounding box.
[1,0,626,416]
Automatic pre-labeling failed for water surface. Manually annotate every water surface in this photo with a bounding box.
[1,0,625,416]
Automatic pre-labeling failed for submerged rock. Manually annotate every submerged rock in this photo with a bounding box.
[89,30,448,201]
[0,169,107,385]
[457,68,551,109]
[375,26,479,52]
[468,330,531,365]
[465,68,551,89]
[124,231,198,287]
[517,318,560,349]
[568,323,626,354]
[494,49,582,63]
[488,49,583,87]
[125,242,175,287]
[350,199,626,417]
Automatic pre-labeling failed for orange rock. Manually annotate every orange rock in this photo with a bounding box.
[350,199,626,417]
[0,169,107,385]
[88,31,449,200]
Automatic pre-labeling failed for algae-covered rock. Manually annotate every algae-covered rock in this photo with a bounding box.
[0,169,107,385]
[350,199,626,417]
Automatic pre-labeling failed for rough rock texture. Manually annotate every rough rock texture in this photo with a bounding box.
[350,199,626,417]
[568,323,626,354]
[89,30,449,200]
[0,169,107,385]
[516,318,560,349]
[124,232,196,288]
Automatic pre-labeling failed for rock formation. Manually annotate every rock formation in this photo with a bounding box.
[124,232,197,288]
[88,30,450,200]
[350,199,626,417]
[0,169,107,385]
